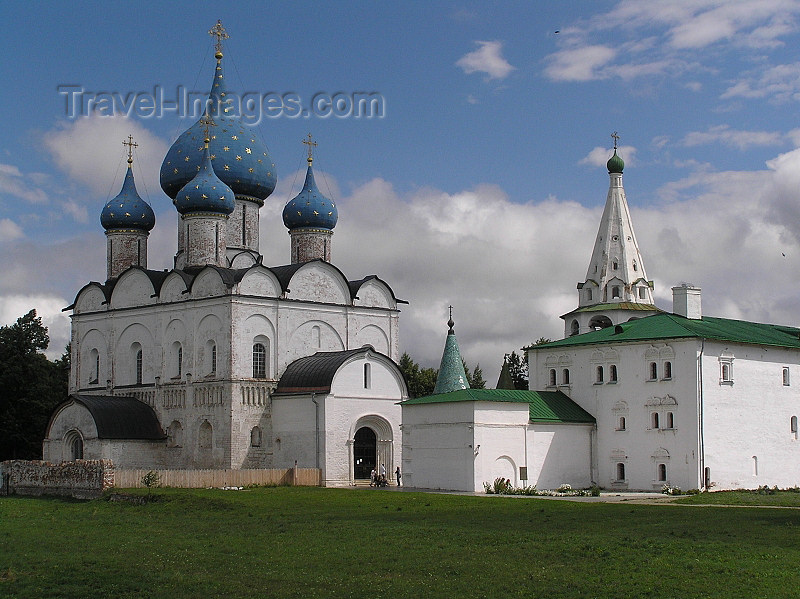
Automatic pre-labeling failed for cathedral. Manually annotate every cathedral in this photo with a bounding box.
[43,23,407,486]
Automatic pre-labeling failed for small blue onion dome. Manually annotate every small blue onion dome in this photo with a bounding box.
[100,163,155,231]
[607,149,624,173]
[174,140,235,216]
[282,164,338,230]
[160,56,277,203]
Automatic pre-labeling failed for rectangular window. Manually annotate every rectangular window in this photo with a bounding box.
[638,287,647,299]
[363,363,371,389]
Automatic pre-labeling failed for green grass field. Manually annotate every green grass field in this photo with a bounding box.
[2,487,799,599]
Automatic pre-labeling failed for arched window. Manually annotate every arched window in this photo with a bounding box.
[611,286,621,299]
[792,416,798,439]
[651,412,660,429]
[250,426,262,447]
[666,412,674,429]
[562,368,570,384]
[609,364,618,382]
[66,431,83,461]
[549,369,557,386]
[649,362,658,380]
[617,416,626,431]
[170,342,182,379]
[752,455,758,476]
[136,349,143,385]
[89,348,99,385]
[586,289,592,301]
[616,463,625,481]
[253,343,266,379]
[570,320,579,336]
[663,361,672,380]
[363,363,371,389]
[595,365,604,383]
[783,367,790,386]
[199,420,213,449]
[658,463,667,481]
[638,287,647,299]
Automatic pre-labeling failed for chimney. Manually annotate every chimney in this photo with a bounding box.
[672,284,701,319]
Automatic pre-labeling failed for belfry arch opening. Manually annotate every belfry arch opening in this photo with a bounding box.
[588,315,613,330]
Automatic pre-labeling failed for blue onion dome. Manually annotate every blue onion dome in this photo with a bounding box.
[174,135,235,216]
[160,53,277,204]
[282,162,338,230]
[607,149,624,173]
[100,159,155,231]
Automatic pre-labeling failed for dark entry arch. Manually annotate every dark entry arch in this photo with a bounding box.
[353,426,376,479]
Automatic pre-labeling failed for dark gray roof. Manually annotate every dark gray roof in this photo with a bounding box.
[275,347,377,394]
[67,395,165,440]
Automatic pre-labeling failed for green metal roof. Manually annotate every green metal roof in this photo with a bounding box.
[534,313,800,350]
[563,302,662,315]
[401,388,595,424]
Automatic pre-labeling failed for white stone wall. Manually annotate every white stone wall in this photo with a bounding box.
[225,198,261,258]
[290,229,332,263]
[181,215,228,268]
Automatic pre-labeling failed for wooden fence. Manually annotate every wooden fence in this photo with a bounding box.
[114,468,321,489]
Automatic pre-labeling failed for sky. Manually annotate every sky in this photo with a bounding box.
[4,1,800,384]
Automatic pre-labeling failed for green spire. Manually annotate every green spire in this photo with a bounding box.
[433,311,470,394]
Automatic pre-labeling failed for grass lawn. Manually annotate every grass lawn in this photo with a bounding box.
[676,489,800,507]
[2,487,800,599]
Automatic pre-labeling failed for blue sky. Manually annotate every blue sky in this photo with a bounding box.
[4,1,800,383]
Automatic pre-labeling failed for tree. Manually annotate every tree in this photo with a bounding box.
[0,310,69,460]
[462,359,486,389]
[506,351,528,390]
[398,352,437,398]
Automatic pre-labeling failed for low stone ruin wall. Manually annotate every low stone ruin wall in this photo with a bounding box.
[0,460,114,499]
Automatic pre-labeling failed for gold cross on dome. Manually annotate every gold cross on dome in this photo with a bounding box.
[611,131,620,149]
[208,20,229,55]
[122,135,138,164]
[302,133,318,164]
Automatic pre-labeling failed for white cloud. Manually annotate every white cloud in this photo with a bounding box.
[681,125,785,149]
[544,45,616,81]
[579,145,637,168]
[456,41,516,80]
[44,115,168,199]
[0,218,23,242]
[0,162,48,204]
[722,62,800,102]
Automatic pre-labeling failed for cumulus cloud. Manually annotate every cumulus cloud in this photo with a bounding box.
[456,41,516,80]
[44,115,168,201]
[681,125,785,149]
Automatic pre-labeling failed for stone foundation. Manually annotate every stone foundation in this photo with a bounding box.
[0,459,115,499]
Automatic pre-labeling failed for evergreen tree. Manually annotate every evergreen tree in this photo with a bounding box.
[0,310,69,460]
[506,351,529,391]
[398,352,437,398]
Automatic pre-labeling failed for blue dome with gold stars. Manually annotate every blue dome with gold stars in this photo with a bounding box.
[282,164,338,230]
[100,165,155,231]
[174,141,235,216]
[160,55,277,203]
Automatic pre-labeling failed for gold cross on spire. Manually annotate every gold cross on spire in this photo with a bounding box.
[447,305,455,332]
[611,131,620,150]
[302,133,318,165]
[200,114,217,145]
[123,134,138,166]
[208,20,229,58]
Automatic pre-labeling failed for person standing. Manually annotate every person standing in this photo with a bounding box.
[370,468,376,487]
[395,466,401,487]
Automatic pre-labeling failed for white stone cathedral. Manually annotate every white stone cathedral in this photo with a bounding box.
[43,23,407,486]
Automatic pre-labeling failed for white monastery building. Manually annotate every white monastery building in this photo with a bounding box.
[43,23,407,486]
[402,141,800,493]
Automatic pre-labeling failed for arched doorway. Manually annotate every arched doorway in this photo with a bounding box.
[65,431,83,461]
[353,427,376,480]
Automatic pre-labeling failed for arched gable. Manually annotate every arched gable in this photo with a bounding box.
[355,324,390,355]
[330,350,407,399]
[110,269,156,309]
[116,322,156,385]
[79,328,108,387]
[159,272,189,303]
[74,283,107,314]
[287,262,350,305]
[352,278,396,309]
[190,268,227,299]
[229,250,258,269]
[238,267,279,297]
[239,313,276,378]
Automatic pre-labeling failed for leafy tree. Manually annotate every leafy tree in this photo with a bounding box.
[398,353,437,398]
[506,351,529,391]
[0,310,69,460]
